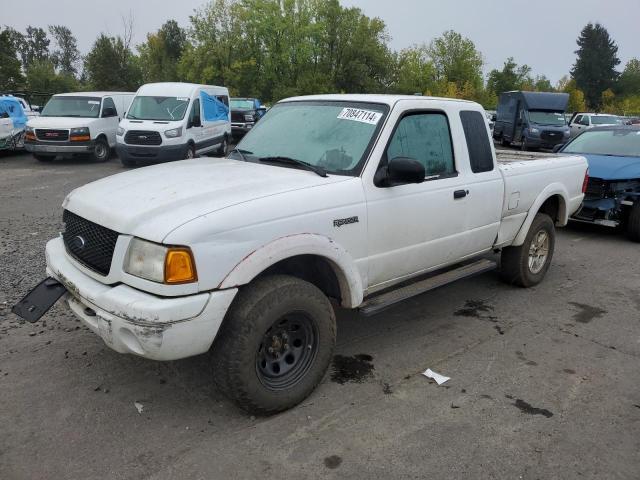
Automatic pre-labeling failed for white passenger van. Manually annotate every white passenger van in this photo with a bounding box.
[25,92,135,162]
[116,83,231,167]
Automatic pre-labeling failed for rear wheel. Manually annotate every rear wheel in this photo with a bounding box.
[501,136,510,147]
[627,202,640,242]
[500,213,555,287]
[216,136,229,157]
[34,154,55,162]
[92,137,110,162]
[210,275,336,415]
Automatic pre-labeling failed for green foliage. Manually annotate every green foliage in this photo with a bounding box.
[0,27,25,90]
[49,25,81,76]
[561,78,587,112]
[84,34,142,91]
[18,26,50,71]
[571,23,620,109]
[25,59,78,93]
[393,45,436,95]
[618,58,640,97]
[138,20,186,82]
[487,57,533,94]
[427,30,483,93]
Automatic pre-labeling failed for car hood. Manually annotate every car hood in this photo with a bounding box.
[582,154,640,180]
[27,116,100,129]
[63,158,350,242]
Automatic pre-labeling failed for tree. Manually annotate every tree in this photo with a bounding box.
[533,75,554,92]
[18,26,50,71]
[486,57,532,95]
[0,27,25,90]
[25,59,78,92]
[49,25,81,76]
[138,20,186,82]
[618,58,640,97]
[394,45,436,95]
[428,30,483,93]
[571,23,620,109]
[562,79,587,112]
[84,34,141,90]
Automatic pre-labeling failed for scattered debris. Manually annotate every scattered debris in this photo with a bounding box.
[422,368,450,385]
[494,325,505,335]
[512,398,553,418]
[324,455,342,469]
[134,401,144,414]
[330,354,374,384]
[382,382,393,395]
[450,403,460,409]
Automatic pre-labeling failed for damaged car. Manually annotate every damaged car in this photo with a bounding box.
[559,125,640,240]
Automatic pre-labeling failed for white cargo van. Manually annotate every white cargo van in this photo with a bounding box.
[116,83,231,167]
[25,92,135,162]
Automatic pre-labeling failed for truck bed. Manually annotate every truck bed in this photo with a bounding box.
[496,150,564,163]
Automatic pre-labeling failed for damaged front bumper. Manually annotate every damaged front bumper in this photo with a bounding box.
[45,237,237,361]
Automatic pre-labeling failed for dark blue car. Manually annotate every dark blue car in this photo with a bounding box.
[560,125,640,240]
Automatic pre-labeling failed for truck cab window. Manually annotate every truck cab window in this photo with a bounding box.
[216,95,229,107]
[101,97,117,117]
[189,99,201,127]
[386,112,455,177]
[460,110,494,173]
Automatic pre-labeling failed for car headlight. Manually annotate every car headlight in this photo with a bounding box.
[124,238,197,284]
[563,129,570,137]
[244,114,255,122]
[529,127,539,135]
[116,127,125,136]
[70,127,89,136]
[165,127,183,138]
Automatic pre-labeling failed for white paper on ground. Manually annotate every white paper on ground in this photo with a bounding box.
[422,368,450,385]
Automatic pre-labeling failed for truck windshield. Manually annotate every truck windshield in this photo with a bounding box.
[126,96,190,121]
[230,99,254,109]
[529,111,566,126]
[40,96,102,118]
[563,129,640,157]
[232,101,388,176]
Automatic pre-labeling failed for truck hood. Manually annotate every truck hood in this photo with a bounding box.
[583,154,640,180]
[27,116,100,129]
[63,158,350,242]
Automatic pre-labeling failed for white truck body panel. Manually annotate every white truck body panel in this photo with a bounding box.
[49,94,588,360]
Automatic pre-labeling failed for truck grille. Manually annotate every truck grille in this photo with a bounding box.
[36,129,69,141]
[584,178,608,199]
[540,131,563,143]
[124,130,162,146]
[62,210,119,276]
[231,111,247,123]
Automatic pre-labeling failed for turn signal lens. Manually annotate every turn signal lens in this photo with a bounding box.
[164,248,197,284]
[582,170,589,194]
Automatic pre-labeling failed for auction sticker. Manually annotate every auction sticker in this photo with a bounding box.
[337,108,382,125]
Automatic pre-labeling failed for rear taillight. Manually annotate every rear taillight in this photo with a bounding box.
[582,170,589,194]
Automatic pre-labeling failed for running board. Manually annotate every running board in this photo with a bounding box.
[359,259,497,316]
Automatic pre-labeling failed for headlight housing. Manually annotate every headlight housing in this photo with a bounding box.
[124,238,197,284]
[116,126,125,136]
[70,127,90,142]
[165,127,183,138]
[244,114,255,122]
[529,127,540,135]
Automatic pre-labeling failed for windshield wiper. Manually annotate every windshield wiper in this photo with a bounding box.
[259,156,327,177]
[229,148,253,162]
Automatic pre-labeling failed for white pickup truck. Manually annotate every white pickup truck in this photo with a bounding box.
[14,95,588,414]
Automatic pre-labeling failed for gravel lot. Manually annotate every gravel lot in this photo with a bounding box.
[1,151,639,480]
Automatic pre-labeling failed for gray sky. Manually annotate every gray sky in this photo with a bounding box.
[5,0,639,83]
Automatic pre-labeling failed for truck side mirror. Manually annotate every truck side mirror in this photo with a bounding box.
[102,107,117,118]
[375,157,425,187]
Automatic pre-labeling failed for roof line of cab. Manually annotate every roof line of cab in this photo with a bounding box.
[280,93,478,108]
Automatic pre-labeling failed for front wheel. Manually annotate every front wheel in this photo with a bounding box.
[92,138,110,162]
[185,144,196,159]
[627,202,640,242]
[500,213,555,287]
[216,136,229,157]
[210,275,336,415]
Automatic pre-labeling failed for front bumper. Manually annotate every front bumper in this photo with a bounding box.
[25,140,95,154]
[46,237,238,361]
[231,122,255,135]
[525,136,568,149]
[115,143,187,164]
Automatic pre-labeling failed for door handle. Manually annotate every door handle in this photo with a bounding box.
[454,189,468,199]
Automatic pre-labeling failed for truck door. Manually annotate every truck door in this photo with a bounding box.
[513,103,525,143]
[363,102,501,289]
[100,97,119,147]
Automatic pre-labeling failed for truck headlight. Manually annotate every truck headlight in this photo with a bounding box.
[116,127,125,136]
[563,129,570,137]
[124,238,197,284]
[70,127,90,142]
[25,126,36,141]
[529,127,539,135]
[244,114,255,122]
[165,127,183,138]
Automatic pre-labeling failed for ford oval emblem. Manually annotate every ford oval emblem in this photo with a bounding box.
[73,235,86,250]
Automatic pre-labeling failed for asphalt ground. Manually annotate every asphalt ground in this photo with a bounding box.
[1,150,639,479]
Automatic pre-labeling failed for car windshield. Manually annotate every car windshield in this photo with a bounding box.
[126,96,190,121]
[529,111,566,126]
[563,129,640,157]
[232,101,388,176]
[591,115,620,125]
[231,99,254,109]
[40,96,102,118]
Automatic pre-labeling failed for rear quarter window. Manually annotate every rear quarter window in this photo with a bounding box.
[460,110,494,173]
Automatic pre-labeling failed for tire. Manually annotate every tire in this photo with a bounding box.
[501,137,511,147]
[92,137,110,162]
[500,213,555,287]
[216,136,229,157]
[34,154,55,162]
[210,275,336,415]
[185,144,196,159]
[120,157,137,167]
[627,202,640,242]
[520,137,528,151]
